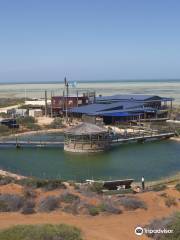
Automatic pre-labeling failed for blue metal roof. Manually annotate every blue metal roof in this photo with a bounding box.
[96,94,174,102]
[69,101,141,114]
[99,112,143,117]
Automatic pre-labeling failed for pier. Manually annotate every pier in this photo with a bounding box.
[0,131,175,149]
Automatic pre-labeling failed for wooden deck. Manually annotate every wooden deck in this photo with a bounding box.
[0,132,175,148]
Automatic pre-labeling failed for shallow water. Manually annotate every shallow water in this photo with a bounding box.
[0,79,180,104]
[0,133,179,181]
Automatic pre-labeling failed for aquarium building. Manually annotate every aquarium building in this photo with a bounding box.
[68,94,174,124]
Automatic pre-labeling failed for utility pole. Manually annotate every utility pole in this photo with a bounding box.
[64,77,69,123]
[45,90,48,117]
[50,91,53,118]
[77,90,79,107]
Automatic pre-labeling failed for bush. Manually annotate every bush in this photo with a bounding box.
[119,196,147,210]
[175,183,180,192]
[0,175,14,185]
[99,202,122,214]
[164,196,177,208]
[63,201,80,215]
[17,178,66,191]
[0,194,24,212]
[0,224,83,240]
[50,117,64,129]
[145,212,180,240]
[152,184,167,192]
[89,182,104,194]
[17,116,36,125]
[21,200,36,214]
[88,206,100,216]
[38,196,60,212]
[0,125,10,135]
[23,187,37,199]
[60,193,80,204]
[25,123,41,131]
[145,216,174,240]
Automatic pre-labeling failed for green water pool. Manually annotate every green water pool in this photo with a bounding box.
[0,133,179,181]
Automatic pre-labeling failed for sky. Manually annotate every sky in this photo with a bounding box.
[0,0,180,82]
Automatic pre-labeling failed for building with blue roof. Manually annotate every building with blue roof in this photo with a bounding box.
[68,94,174,124]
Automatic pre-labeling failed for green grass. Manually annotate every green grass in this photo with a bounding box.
[0,224,83,240]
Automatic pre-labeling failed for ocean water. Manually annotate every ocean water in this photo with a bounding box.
[0,79,180,104]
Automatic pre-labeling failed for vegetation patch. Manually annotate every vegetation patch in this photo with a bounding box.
[0,224,83,240]
[145,212,180,240]
[119,196,147,210]
[88,182,104,194]
[151,184,167,192]
[0,194,24,212]
[164,196,177,208]
[38,196,60,212]
[0,175,15,185]
[99,201,122,214]
[175,183,180,192]
[60,193,80,204]
[23,187,37,199]
[0,125,11,136]
[17,178,66,191]
[21,200,36,214]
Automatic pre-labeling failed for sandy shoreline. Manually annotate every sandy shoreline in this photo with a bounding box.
[0,170,26,180]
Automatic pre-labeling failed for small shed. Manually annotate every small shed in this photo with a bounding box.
[64,122,110,152]
[29,109,43,118]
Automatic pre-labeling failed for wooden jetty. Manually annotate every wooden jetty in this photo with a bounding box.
[0,140,64,148]
[0,131,175,149]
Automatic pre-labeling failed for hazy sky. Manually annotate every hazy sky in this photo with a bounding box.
[0,0,180,82]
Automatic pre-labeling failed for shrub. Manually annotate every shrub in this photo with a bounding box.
[23,187,37,199]
[164,196,177,208]
[89,182,104,194]
[99,202,122,214]
[63,201,80,215]
[21,200,36,214]
[145,216,174,240]
[145,212,180,240]
[17,178,66,191]
[152,184,167,192]
[175,183,180,192]
[88,206,100,216]
[119,196,147,210]
[42,179,66,191]
[0,194,24,212]
[0,224,83,240]
[38,196,60,212]
[0,125,10,135]
[60,193,80,204]
[26,123,41,131]
[50,117,64,129]
[17,116,36,125]
[0,175,14,185]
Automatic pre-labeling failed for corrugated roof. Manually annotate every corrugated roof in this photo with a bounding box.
[69,101,141,114]
[65,122,108,135]
[96,94,174,102]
